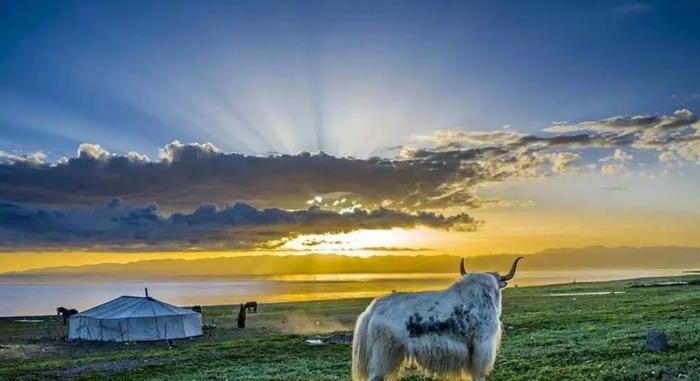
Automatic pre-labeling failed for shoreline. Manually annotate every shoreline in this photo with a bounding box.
[2,272,698,320]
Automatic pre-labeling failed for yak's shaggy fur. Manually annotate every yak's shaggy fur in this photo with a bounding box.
[352,274,504,381]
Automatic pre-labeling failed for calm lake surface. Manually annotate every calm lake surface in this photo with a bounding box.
[0,269,688,317]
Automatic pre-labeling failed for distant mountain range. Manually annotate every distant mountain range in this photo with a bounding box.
[6,246,700,277]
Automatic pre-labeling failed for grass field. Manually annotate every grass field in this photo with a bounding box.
[1,275,699,380]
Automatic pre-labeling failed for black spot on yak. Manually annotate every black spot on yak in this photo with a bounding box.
[481,289,494,305]
[405,305,473,338]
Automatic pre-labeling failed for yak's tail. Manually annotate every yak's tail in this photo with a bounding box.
[351,300,376,381]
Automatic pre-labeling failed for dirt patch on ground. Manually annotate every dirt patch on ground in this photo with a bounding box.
[41,356,179,378]
[0,343,63,361]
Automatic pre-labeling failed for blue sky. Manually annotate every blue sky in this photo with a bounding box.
[0,0,699,258]
[2,0,699,159]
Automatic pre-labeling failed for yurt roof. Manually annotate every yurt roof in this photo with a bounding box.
[77,296,196,319]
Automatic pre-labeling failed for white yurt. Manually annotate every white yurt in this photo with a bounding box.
[68,293,202,342]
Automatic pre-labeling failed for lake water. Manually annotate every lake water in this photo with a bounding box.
[0,269,688,317]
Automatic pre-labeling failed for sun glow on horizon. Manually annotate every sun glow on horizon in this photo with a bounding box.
[278,228,439,255]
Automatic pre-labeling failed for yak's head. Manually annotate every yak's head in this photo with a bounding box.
[460,256,523,288]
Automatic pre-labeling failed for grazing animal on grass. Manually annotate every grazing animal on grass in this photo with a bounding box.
[191,305,202,313]
[244,301,258,313]
[56,307,78,326]
[352,257,523,381]
[237,303,247,328]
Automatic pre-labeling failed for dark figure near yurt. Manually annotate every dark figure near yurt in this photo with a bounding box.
[56,307,78,325]
[237,303,247,328]
[244,301,258,313]
[191,305,202,313]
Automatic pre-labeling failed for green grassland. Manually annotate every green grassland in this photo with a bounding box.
[1,275,699,380]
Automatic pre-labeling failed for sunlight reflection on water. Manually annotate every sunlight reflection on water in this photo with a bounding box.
[546,291,627,297]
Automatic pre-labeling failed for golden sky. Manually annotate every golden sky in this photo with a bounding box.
[3,203,698,273]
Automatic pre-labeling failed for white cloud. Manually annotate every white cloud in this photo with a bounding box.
[126,151,150,163]
[78,143,111,161]
[0,151,46,165]
[159,140,220,162]
[659,151,677,163]
[613,149,633,162]
[601,164,620,175]
[549,152,581,173]
[544,109,697,134]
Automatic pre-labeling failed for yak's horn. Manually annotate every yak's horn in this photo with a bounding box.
[500,256,524,281]
[460,258,467,276]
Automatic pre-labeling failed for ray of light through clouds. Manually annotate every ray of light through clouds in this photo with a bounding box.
[1,0,700,270]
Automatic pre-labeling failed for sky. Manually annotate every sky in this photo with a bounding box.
[1,0,699,272]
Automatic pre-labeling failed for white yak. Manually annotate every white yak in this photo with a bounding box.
[352,257,523,381]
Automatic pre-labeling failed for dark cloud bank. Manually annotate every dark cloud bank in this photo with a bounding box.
[0,198,476,251]
[0,109,697,251]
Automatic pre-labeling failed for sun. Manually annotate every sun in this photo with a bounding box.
[278,227,437,255]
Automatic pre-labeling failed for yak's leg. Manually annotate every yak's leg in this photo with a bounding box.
[368,352,388,381]
[368,348,404,381]
[367,331,405,381]
[469,339,497,381]
[369,353,404,381]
